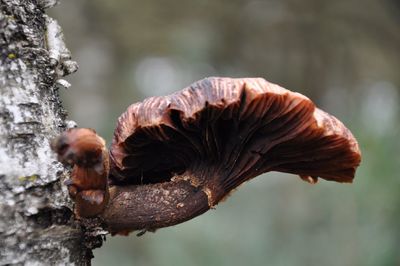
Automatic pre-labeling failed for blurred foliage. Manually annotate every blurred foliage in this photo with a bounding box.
[50,0,400,265]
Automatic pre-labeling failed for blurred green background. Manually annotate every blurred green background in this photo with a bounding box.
[50,0,400,265]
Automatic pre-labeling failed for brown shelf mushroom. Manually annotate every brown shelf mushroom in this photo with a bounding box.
[52,77,361,234]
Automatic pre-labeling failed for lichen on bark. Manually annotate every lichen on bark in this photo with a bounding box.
[0,0,98,264]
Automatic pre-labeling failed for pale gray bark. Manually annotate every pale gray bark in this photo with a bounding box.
[0,0,101,265]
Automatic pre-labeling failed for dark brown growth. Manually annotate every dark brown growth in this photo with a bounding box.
[52,128,109,217]
[53,77,361,234]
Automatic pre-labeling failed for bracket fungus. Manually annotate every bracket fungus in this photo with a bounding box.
[52,77,361,234]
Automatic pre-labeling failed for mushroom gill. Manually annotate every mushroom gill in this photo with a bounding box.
[109,77,361,207]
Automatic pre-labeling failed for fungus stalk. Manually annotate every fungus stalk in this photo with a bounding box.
[52,129,210,233]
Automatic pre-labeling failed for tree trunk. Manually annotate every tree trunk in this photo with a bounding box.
[0,0,101,264]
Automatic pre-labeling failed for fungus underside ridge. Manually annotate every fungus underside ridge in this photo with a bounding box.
[110,77,360,194]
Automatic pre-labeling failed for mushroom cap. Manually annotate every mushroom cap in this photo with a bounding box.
[109,77,361,203]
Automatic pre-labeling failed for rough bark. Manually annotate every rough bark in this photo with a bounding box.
[0,0,101,265]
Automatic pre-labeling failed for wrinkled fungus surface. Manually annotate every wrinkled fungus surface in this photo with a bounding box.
[109,77,361,205]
